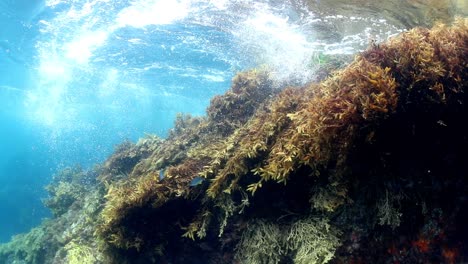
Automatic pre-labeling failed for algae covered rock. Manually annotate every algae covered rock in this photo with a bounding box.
[96,18,467,263]
[0,18,467,264]
[43,166,96,217]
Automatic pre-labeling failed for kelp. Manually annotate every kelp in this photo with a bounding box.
[0,18,467,264]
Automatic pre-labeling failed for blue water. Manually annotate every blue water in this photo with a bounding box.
[0,0,406,243]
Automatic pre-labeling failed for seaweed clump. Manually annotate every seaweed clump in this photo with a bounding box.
[0,166,105,264]
[0,19,467,264]
[235,218,341,264]
[43,166,96,217]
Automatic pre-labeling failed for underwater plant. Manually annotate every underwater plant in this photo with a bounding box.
[43,166,95,217]
[235,218,341,264]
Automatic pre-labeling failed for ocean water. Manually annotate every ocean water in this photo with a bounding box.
[0,0,464,243]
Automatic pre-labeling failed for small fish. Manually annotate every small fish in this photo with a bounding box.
[437,120,447,127]
[159,169,165,180]
[190,176,204,187]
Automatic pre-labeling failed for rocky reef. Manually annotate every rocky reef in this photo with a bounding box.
[0,18,467,264]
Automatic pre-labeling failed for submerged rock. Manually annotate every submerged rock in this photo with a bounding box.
[0,18,467,264]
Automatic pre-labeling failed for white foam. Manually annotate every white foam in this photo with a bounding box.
[116,0,191,28]
[232,6,317,83]
[45,0,63,7]
[65,30,109,64]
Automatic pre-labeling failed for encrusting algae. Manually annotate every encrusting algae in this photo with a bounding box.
[0,18,467,264]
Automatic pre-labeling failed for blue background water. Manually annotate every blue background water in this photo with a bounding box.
[0,0,236,242]
[1,0,50,242]
[0,0,406,243]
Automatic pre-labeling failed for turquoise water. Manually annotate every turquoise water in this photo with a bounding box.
[1,0,445,243]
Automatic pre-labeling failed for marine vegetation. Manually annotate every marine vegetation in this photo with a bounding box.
[43,166,96,217]
[0,18,467,264]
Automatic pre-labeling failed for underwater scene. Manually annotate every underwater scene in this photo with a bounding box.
[0,0,467,263]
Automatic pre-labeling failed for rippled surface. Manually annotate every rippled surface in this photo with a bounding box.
[0,0,466,242]
[305,0,467,27]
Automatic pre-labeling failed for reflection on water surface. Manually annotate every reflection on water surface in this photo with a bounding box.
[305,0,467,28]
